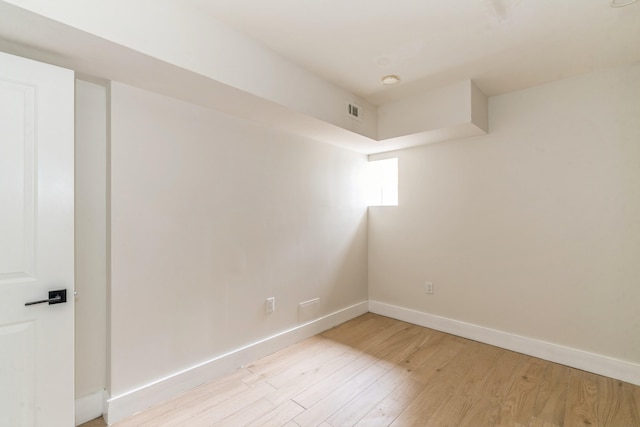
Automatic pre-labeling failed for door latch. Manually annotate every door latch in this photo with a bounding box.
[25,289,67,306]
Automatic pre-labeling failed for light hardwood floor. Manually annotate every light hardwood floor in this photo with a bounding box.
[81,313,640,426]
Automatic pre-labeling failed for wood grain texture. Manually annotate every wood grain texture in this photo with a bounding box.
[80,313,639,427]
[79,418,107,427]
[564,369,599,427]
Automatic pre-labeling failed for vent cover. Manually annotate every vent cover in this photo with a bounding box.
[347,103,362,121]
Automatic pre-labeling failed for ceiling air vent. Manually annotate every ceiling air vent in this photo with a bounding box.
[347,103,362,121]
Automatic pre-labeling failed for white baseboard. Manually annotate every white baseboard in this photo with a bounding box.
[75,389,106,426]
[369,300,640,386]
[105,301,368,425]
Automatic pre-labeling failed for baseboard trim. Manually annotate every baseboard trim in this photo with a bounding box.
[105,301,368,425]
[369,300,640,386]
[75,389,106,426]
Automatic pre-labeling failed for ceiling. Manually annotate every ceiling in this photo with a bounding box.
[188,0,640,105]
[0,0,638,154]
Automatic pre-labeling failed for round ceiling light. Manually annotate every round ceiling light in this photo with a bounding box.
[381,75,401,85]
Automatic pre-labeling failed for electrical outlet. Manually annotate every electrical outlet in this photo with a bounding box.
[425,282,433,294]
[266,297,275,314]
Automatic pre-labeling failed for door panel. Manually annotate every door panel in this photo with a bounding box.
[0,81,35,279]
[0,322,35,425]
[0,51,74,427]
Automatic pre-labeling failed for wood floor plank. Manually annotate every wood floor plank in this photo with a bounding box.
[400,331,447,372]
[113,368,254,426]
[496,355,546,426]
[456,396,503,427]
[531,362,571,425]
[290,352,378,409]
[389,379,457,427]
[247,400,305,427]
[354,377,426,427]
[425,341,503,426]
[626,381,640,426]
[479,349,527,404]
[408,334,466,385]
[596,375,623,426]
[326,365,412,426]
[346,320,417,356]
[264,340,352,389]
[382,336,469,426]
[243,336,342,385]
[164,380,275,426]
[390,338,483,426]
[528,417,561,427]
[78,418,106,427]
[596,376,640,427]
[216,397,274,426]
[293,361,388,426]
[563,369,599,427]
[265,348,361,407]
[374,325,433,369]
[93,314,640,427]
[453,349,526,427]
[321,313,393,348]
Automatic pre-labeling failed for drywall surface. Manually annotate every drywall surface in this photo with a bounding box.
[369,64,640,364]
[1,0,377,140]
[74,79,107,399]
[108,82,368,395]
[0,2,494,153]
[377,80,486,140]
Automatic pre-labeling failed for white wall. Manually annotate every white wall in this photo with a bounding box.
[369,64,640,365]
[108,82,369,397]
[74,79,107,398]
[377,80,487,140]
[2,0,377,140]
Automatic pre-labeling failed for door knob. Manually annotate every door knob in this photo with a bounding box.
[25,289,67,306]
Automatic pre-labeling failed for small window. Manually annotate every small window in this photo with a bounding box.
[367,157,398,206]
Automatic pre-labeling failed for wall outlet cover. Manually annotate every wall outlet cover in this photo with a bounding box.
[425,282,433,294]
[266,297,275,314]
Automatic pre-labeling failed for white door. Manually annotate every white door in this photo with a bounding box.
[0,51,75,426]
